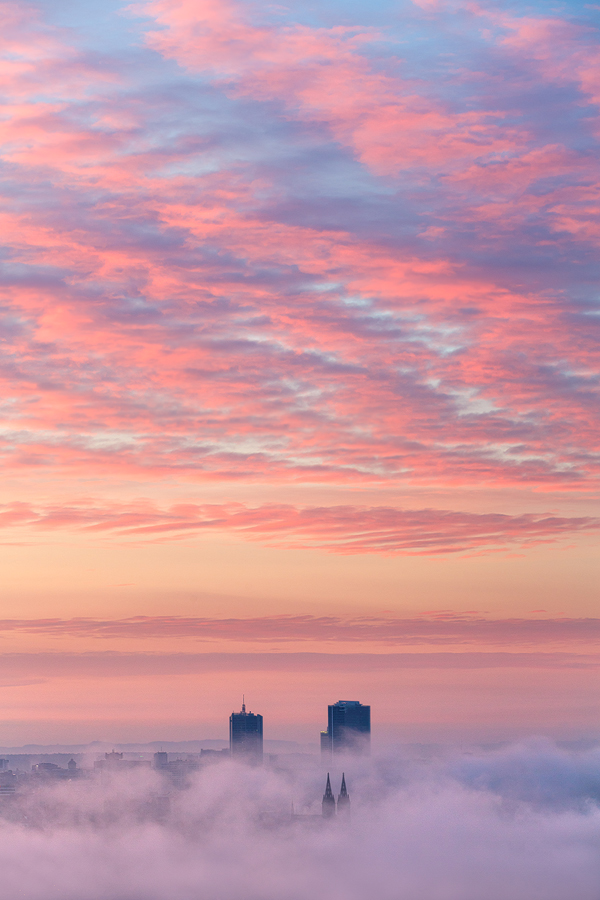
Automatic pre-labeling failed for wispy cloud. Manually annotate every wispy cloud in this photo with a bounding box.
[1,613,599,647]
[0,500,597,554]
[0,650,597,679]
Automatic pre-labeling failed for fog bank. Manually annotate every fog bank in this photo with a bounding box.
[0,740,599,900]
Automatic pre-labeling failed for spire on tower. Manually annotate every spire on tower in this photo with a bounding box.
[322,772,336,818]
[337,772,350,815]
[242,694,246,713]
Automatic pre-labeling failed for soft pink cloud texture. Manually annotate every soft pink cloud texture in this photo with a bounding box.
[1,612,599,647]
[0,0,598,739]
[0,499,598,555]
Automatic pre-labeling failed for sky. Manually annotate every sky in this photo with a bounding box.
[0,0,598,745]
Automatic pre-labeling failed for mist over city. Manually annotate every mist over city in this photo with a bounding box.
[1,731,600,900]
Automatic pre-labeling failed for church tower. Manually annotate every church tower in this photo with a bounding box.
[322,772,336,818]
[337,772,350,816]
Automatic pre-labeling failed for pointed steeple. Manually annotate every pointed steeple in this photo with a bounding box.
[337,772,350,815]
[322,772,336,817]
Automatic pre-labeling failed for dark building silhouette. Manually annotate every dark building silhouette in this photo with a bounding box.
[200,748,229,763]
[94,751,151,771]
[337,772,350,815]
[322,772,336,818]
[321,700,370,756]
[229,700,263,763]
[153,751,168,769]
[104,750,123,763]
[0,769,16,793]
[320,730,329,755]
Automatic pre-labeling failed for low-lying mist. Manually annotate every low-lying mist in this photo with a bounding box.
[1,739,599,900]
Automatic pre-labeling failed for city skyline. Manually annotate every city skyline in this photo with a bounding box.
[1,736,598,899]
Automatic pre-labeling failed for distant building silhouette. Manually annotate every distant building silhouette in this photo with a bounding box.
[153,751,168,769]
[337,772,350,815]
[105,750,123,762]
[321,700,370,756]
[322,772,336,818]
[94,751,151,771]
[31,761,81,780]
[200,748,229,763]
[320,730,329,755]
[229,700,263,763]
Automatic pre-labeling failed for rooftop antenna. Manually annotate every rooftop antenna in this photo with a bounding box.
[242,694,246,713]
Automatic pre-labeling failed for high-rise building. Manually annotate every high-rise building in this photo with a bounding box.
[320,730,330,756]
[229,701,263,763]
[321,700,370,756]
[153,751,168,769]
[322,773,336,818]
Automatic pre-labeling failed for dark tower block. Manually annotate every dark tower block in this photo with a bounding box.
[322,773,336,818]
[153,751,168,769]
[229,701,263,764]
[337,772,350,816]
[328,700,370,755]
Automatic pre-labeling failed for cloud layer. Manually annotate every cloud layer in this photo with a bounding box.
[1,743,600,899]
[1,612,599,646]
[0,0,598,554]
[1,499,598,554]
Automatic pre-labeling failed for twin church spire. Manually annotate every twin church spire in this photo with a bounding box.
[322,772,350,817]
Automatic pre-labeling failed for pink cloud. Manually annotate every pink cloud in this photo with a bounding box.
[0,0,596,516]
[0,499,597,555]
[493,8,600,112]
[141,0,523,177]
[1,613,599,647]
[0,650,596,679]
